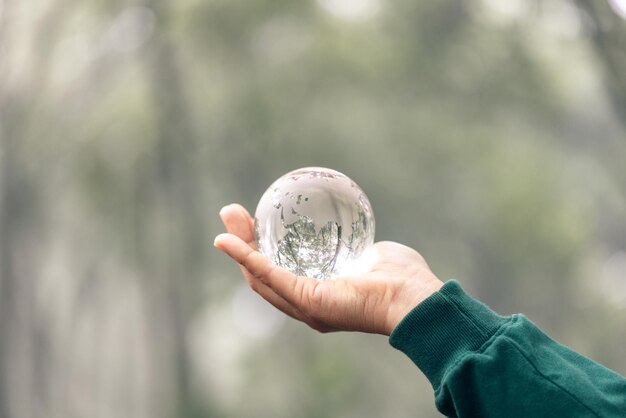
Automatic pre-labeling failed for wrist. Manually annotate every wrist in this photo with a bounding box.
[384,277,443,335]
[389,280,509,389]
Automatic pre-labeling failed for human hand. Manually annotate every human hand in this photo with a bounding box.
[214,204,443,335]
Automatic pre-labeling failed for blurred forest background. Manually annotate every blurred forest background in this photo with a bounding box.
[1,0,626,417]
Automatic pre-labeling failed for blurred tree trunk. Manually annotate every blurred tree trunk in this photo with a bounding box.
[0,85,16,418]
[0,0,20,413]
[142,0,206,415]
[0,0,61,415]
[575,0,626,127]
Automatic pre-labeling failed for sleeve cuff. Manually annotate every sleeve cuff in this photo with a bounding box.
[389,280,509,389]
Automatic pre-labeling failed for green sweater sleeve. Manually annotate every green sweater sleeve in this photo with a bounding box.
[389,280,626,418]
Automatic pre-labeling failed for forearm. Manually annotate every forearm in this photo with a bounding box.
[390,280,626,418]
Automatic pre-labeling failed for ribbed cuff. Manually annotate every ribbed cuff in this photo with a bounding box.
[389,280,509,389]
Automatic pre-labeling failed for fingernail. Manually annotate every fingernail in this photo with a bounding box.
[221,203,240,218]
[213,234,225,248]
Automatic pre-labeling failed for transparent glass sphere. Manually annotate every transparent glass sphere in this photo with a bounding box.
[254,167,375,280]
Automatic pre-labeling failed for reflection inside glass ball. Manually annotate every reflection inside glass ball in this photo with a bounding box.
[254,167,375,280]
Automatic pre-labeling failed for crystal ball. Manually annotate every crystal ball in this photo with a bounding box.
[254,167,375,280]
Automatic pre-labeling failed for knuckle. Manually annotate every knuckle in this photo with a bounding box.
[297,279,320,315]
[241,249,256,270]
[242,250,275,282]
[309,281,325,310]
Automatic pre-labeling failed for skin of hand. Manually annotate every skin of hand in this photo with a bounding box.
[214,204,443,336]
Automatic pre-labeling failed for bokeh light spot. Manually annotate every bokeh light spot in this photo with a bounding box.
[608,0,626,19]
[601,251,626,308]
[104,6,156,53]
[317,0,381,22]
[231,284,286,339]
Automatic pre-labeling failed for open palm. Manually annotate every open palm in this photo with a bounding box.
[215,204,442,335]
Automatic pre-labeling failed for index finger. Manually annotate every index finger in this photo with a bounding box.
[214,233,318,311]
